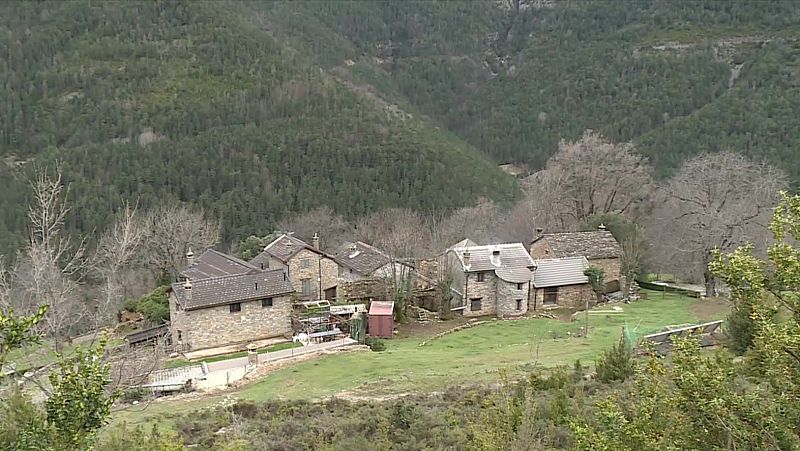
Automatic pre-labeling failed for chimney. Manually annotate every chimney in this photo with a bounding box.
[462,250,471,268]
[186,248,194,266]
[312,232,320,250]
[535,227,543,238]
[598,223,606,231]
[183,279,192,302]
[491,249,501,266]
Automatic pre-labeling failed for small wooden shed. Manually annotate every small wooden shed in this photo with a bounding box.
[368,301,395,338]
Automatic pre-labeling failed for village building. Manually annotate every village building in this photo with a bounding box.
[249,233,339,301]
[333,241,414,282]
[168,269,295,351]
[179,248,261,281]
[332,241,417,301]
[530,256,593,309]
[441,242,536,318]
[529,228,622,289]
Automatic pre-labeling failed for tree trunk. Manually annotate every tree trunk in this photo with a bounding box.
[704,268,716,297]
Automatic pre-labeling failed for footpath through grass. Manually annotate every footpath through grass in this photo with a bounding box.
[112,292,728,427]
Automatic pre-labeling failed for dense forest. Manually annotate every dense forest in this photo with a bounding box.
[1,0,799,257]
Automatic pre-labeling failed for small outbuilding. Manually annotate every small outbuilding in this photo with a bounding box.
[368,301,395,338]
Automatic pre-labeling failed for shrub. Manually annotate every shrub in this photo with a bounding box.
[365,337,386,352]
[124,286,170,323]
[595,336,635,383]
[724,301,763,355]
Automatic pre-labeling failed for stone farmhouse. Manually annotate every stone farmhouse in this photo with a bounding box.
[332,241,418,301]
[531,256,593,309]
[168,266,294,351]
[249,234,339,301]
[179,248,261,281]
[441,241,536,318]
[334,241,414,282]
[529,227,622,289]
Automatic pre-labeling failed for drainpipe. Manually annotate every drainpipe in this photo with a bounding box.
[528,280,534,311]
[318,254,323,300]
[464,272,469,311]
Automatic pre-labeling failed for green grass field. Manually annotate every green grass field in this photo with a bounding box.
[111,291,728,427]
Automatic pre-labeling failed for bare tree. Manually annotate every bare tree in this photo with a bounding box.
[16,165,88,351]
[141,204,221,279]
[648,151,787,296]
[93,203,144,325]
[428,201,498,251]
[278,206,354,251]
[542,130,654,223]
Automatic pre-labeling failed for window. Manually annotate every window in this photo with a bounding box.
[470,297,483,311]
[301,258,311,269]
[476,272,485,282]
[543,287,558,305]
[301,279,312,296]
[229,303,242,313]
[262,298,273,307]
[516,299,523,311]
[516,283,523,290]
[177,330,182,341]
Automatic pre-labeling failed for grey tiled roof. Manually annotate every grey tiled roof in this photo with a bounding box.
[171,270,294,311]
[532,257,590,288]
[180,249,260,280]
[450,243,536,273]
[495,267,534,283]
[334,241,394,275]
[532,231,621,259]
[250,234,332,267]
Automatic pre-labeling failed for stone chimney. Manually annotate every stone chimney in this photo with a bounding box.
[312,232,320,250]
[183,279,192,302]
[598,223,606,231]
[462,250,471,268]
[186,248,194,266]
[535,227,544,239]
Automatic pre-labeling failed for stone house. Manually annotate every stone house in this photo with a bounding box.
[531,256,593,310]
[334,241,415,282]
[441,242,536,318]
[180,248,261,281]
[249,234,339,301]
[529,228,622,289]
[168,270,295,351]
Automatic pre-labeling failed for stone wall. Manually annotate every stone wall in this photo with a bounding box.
[588,257,622,284]
[286,249,338,300]
[531,283,592,310]
[463,271,497,317]
[529,240,553,259]
[169,293,291,351]
[496,279,530,318]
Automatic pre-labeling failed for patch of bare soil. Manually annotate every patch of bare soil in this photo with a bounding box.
[690,297,731,321]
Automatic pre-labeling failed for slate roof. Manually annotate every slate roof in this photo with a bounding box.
[333,241,400,275]
[532,230,621,259]
[250,234,329,267]
[171,270,294,311]
[448,243,536,283]
[180,249,260,281]
[532,257,590,288]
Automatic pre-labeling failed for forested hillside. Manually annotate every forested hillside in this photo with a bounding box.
[0,1,518,255]
[1,0,799,257]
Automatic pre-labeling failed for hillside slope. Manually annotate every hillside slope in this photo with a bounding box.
[0,1,518,254]
[268,0,800,178]
[2,0,799,256]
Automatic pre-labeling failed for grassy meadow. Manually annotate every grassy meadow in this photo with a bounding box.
[111,291,728,427]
